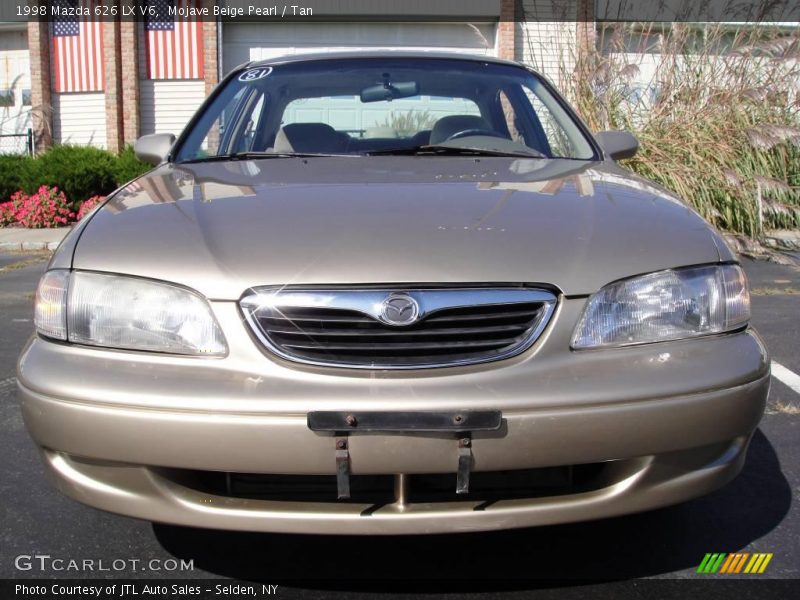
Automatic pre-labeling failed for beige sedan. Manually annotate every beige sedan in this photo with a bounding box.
[19,52,768,534]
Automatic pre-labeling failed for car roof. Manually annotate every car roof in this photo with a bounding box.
[245,50,524,70]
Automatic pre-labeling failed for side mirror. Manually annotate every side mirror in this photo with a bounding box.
[595,131,639,161]
[134,133,176,165]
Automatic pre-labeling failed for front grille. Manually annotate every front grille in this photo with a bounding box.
[240,287,557,369]
[167,464,607,504]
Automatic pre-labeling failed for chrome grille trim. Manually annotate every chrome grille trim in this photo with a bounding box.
[240,287,558,369]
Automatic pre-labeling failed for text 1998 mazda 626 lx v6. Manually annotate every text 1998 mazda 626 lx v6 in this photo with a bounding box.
[18,52,769,534]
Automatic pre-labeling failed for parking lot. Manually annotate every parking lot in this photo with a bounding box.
[1,250,798,594]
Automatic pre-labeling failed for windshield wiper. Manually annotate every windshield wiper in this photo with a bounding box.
[365,145,546,158]
[181,151,350,163]
[181,146,546,162]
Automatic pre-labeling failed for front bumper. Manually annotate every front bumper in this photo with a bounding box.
[17,299,770,534]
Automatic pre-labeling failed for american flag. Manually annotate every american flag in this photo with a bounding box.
[144,0,204,80]
[52,0,104,93]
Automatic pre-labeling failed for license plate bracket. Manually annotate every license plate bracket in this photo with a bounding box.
[307,410,502,433]
[307,411,503,500]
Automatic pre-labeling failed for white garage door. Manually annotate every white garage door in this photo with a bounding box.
[222,22,497,73]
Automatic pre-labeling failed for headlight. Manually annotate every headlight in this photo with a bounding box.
[572,264,750,349]
[34,270,227,355]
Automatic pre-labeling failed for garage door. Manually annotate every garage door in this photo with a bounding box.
[222,22,497,74]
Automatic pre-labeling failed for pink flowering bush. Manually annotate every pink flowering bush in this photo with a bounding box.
[0,201,16,226]
[0,186,104,228]
[0,190,27,227]
[12,186,75,229]
[77,195,105,220]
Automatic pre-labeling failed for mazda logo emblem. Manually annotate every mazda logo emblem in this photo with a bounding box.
[379,293,420,326]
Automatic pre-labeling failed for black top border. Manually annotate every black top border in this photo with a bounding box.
[2,0,799,23]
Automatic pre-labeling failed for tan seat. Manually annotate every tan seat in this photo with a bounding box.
[273,123,348,154]
[429,115,496,144]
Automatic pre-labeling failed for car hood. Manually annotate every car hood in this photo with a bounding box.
[72,157,727,299]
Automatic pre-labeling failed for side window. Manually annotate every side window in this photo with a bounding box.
[196,86,247,156]
[497,91,522,143]
[196,87,265,156]
[521,86,583,158]
[240,94,266,151]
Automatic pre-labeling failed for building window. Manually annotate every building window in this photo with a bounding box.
[22,89,32,106]
[0,89,15,107]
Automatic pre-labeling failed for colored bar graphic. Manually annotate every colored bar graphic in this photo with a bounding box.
[697,553,727,573]
[719,553,739,573]
[758,554,774,573]
[697,553,716,573]
[734,553,749,573]
[719,554,736,573]
[711,553,727,573]
[698,552,773,574]
[745,554,762,573]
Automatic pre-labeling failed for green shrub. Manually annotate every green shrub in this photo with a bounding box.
[0,145,152,221]
[1,144,151,213]
[0,155,35,202]
[114,145,152,186]
[28,145,118,209]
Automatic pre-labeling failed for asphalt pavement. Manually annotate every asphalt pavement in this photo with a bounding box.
[0,251,798,598]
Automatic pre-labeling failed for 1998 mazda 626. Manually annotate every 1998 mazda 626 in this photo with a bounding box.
[19,52,768,534]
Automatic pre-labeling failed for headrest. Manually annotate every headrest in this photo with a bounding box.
[275,122,347,153]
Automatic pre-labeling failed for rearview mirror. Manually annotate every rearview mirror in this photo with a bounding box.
[134,133,176,165]
[595,131,639,161]
[360,81,420,103]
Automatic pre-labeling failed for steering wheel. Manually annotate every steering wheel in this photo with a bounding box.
[445,128,505,141]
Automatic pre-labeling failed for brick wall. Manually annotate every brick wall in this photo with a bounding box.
[103,19,123,153]
[202,0,219,96]
[26,16,52,152]
[497,0,517,60]
[106,10,148,151]
[119,4,140,146]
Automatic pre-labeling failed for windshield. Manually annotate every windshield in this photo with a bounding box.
[174,58,597,162]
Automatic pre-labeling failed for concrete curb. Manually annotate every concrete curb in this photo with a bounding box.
[0,241,61,252]
[0,226,70,252]
[764,230,800,251]
[722,233,800,266]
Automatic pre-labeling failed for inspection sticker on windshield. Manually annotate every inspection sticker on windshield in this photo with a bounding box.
[239,67,272,82]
